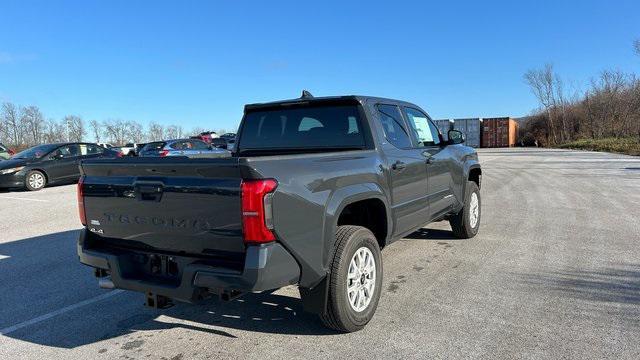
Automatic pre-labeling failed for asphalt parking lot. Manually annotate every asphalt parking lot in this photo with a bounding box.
[1,147,639,359]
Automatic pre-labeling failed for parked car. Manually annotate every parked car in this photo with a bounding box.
[0,143,15,160]
[118,143,138,156]
[191,131,219,144]
[138,139,229,158]
[220,132,236,140]
[210,137,228,149]
[0,142,120,191]
[133,143,147,156]
[77,94,481,332]
[97,143,114,149]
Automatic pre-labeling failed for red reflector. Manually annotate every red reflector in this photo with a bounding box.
[77,175,86,226]
[241,179,277,243]
[159,150,169,157]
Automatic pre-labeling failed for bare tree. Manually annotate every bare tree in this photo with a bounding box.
[127,121,145,143]
[147,122,165,141]
[524,64,561,144]
[21,106,45,145]
[64,115,85,142]
[89,119,102,142]
[165,124,184,140]
[42,119,67,143]
[103,119,129,145]
[1,102,24,146]
[190,127,206,137]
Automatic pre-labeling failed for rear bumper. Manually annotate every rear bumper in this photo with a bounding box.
[77,229,300,303]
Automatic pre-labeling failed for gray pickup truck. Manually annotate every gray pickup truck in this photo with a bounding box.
[77,93,482,332]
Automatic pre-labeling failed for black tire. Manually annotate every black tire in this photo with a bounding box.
[449,181,481,238]
[25,170,47,191]
[319,225,383,332]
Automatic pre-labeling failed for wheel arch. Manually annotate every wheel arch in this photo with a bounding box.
[325,183,392,251]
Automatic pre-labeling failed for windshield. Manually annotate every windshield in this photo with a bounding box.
[238,104,366,153]
[12,144,58,159]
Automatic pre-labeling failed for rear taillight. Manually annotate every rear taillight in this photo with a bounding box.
[77,175,86,226]
[241,179,278,244]
[159,150,169,157]
[116,152,123,158]
[8,149,15,155]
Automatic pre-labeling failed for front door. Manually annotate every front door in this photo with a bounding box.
[45,144,81,183]
[375,104,429,236]
[402,107,455,220]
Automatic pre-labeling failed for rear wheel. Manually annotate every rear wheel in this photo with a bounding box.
[25,170,46,191]
[449,181,481,238]
[319,225,382,332]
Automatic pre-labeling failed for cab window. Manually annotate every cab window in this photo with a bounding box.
[403,107,440,147]
[376,104,412,149]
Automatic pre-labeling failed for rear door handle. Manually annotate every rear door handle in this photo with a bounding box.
[392,161,406,171]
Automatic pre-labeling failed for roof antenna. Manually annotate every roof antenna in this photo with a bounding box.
[300,90,314,99]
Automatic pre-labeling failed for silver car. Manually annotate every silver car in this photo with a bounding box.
[139,139,230,158]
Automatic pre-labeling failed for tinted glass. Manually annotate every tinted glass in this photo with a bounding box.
[51,144,80,158]
[376,104,412,148]
[238,105,365,151]
[189,140,210,150]
[80,144,104,155]
[143,142,166,152]
[404,107,440,146]
[12,144,58,159]
[170,141,186,150]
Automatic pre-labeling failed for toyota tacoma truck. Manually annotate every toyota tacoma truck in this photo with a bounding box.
[77,92,482,332]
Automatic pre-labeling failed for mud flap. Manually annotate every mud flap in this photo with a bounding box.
[299,276,329,315]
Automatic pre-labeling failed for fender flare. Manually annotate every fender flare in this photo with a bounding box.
[300,183,392,315]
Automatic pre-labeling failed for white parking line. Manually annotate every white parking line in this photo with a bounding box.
[0,290,124,335]
[0,196,49,202]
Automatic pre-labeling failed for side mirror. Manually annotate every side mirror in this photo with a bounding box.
[447,130,465,145]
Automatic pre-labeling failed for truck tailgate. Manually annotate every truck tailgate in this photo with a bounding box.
[80,157,244,258]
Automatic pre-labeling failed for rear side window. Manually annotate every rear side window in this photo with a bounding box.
[376,104,412,149]
[238,104,366,152]
[143,142,166,151]
[189,140,210,150]
[170,141,187,150]
[80,144,103,155]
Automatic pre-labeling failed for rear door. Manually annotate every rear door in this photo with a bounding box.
[402,107,456,220]
[375,104,430,236]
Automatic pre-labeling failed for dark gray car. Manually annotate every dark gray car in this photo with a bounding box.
[77,93,481,332]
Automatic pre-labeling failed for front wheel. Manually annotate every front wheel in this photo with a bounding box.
[449,181,481,238]
[25,170,46,191]
[319,225,382,332]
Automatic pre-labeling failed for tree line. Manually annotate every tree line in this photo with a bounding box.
[521,41,640,146]
[0,102,229,150]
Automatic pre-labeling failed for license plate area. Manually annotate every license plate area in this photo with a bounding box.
[120,253,182,285]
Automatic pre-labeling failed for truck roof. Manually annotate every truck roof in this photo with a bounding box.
[244,94,421,112]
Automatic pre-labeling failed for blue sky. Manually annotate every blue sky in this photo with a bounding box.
[1,0,639,132]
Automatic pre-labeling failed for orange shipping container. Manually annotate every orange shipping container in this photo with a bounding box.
[481,117,518,148]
